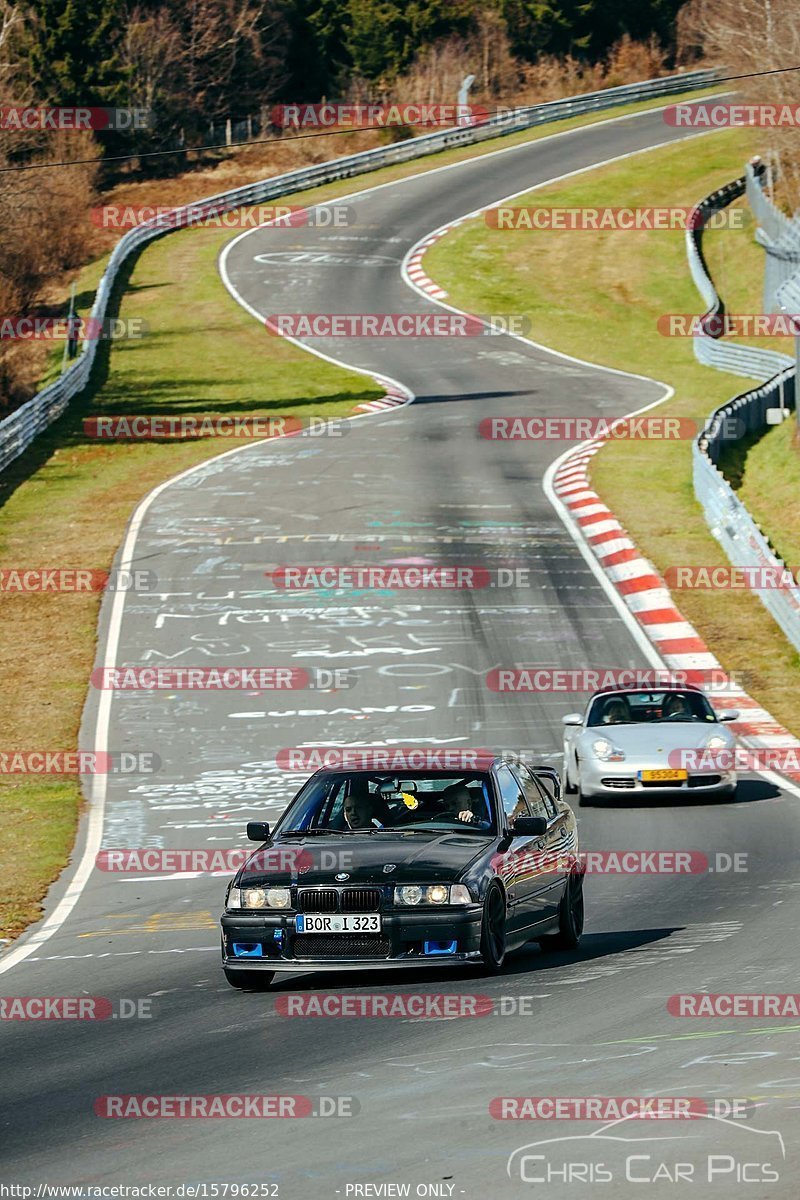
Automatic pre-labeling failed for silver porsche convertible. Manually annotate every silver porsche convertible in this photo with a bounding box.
[562,685,739,805]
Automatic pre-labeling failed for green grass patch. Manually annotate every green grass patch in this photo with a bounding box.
[424,125,800,737]
[738,417,800,567]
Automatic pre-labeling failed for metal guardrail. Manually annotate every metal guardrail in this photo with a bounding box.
[690,174,800,655]
[0,68,719,476]
[685,176,793,381]
[746,162,800,311]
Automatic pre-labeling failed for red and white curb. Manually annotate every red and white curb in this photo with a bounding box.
[552,440,800,782]
[405,231,452,301]
[355,389,410,413]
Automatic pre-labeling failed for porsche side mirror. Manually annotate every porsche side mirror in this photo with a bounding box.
[511,815,547,836]
[562,713,583,726]
[246,821,270,841]
[718,710,740,722]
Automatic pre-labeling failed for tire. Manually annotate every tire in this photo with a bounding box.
[223,966,275,991]
[577,777,594,807]
[574,765,593,806]
[479,884,507,974]
[538,873,585,952]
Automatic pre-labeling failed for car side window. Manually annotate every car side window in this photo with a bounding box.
[495,764,530,826]
[517,766,557,820]
[314,779,347,828]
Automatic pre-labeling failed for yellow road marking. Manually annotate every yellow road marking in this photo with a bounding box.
[78,911,217,938]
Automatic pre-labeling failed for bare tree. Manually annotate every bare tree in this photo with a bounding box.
[678,0,800,206]
[0,2,100,410]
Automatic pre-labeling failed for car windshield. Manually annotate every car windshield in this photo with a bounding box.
[586,690,717,726]
[276,771,497,835]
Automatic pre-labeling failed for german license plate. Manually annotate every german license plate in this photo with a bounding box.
[639,768,688,782]
[295,914,381,933]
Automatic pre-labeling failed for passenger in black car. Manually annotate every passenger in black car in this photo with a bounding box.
[343,781,385,829]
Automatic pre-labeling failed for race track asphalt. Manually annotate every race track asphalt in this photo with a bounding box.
[1,101,798,1198]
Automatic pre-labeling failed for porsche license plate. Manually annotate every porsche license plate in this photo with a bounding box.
[639,768,688,782]
[295,914,381,933]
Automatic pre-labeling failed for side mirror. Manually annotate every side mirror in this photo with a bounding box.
[718,710,740,722]
[562,713,583,727]
[246,821,270,842]
[511,815,547,837]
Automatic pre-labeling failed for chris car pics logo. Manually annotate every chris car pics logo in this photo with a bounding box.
[506,1114,785,1185]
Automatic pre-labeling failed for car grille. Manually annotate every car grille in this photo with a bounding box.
[341,888,381,912]
[601,777,635,789]
[641,778,687,788]
[293,934,390,959]
[297,889,338,913]
[297,887,382,913]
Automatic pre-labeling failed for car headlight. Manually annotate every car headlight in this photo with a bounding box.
[592,738,625,762]
[229,886,291,910]
[394,884,472,906]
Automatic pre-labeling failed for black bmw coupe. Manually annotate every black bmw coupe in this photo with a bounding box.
[220,755,584,989]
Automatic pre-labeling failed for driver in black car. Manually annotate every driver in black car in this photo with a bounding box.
[440,782,491,827]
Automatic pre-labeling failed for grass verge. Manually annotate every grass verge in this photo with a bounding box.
[423,126,800,737]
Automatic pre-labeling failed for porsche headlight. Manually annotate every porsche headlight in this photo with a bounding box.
[394,884,472,906]
[592,738,625,762]
[234,886,291,910]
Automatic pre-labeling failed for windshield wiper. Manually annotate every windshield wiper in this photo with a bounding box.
[279,828,344,837]
[399,822,491,833]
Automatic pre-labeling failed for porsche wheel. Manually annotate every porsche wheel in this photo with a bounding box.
[577,771,594,807]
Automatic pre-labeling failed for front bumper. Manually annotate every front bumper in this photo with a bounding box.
[580,759,736,798]
[220,905,483,973]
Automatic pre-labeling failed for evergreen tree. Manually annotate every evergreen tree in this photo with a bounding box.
[500,0,682,61]
[20,0,128,106]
